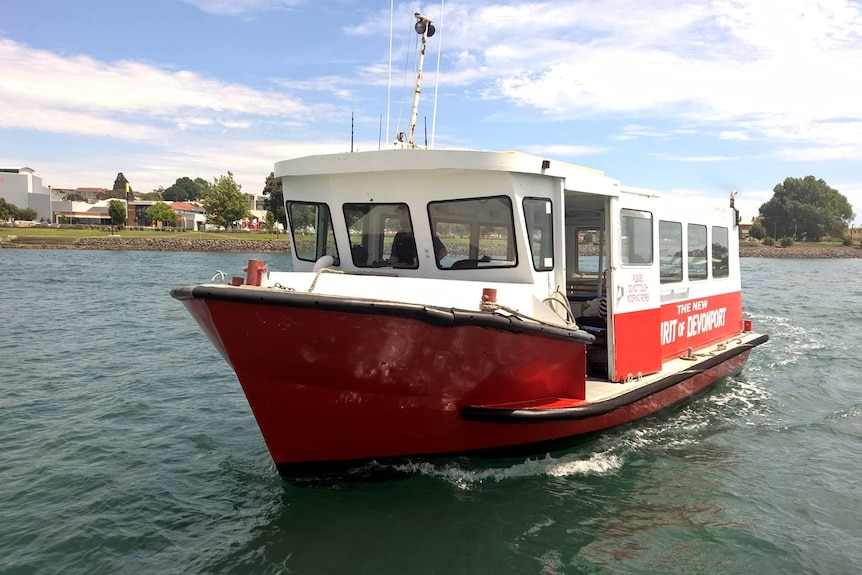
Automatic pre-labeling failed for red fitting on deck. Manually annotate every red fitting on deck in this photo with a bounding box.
[244,259,268,287]
[482,288,497,303]
[229,276,244,286]
[743,319,753,332]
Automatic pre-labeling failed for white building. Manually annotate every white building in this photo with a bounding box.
[0,167,52,222]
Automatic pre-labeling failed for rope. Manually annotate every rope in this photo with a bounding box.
[307,267,345,293]
[541,286,577,326]
[479,296,578,332]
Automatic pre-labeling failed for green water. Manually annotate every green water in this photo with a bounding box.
[1,250,859,574]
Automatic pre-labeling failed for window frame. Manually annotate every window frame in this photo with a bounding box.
[523,197,555,272]
[659,220,683,284]
[428,195,518,271]
[620,208,654,266]
[711,225,730,279]
[287,201,340,265]
[687,223,708,281]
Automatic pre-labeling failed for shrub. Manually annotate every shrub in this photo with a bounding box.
[779,237,794,247]
[763,237,775,246]
[842,235,853,246]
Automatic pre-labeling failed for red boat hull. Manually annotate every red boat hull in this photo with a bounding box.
[175,287,764,479]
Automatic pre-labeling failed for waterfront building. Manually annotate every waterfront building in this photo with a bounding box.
[0,167,52,222]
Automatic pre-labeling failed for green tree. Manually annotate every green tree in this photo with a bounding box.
[0,198,13,221]
[193,178,209,199]
[106,172,131,200]
[108,199,126,228]
[17,207,37,221]
[759,176,854,242]
[146,202,178,226]
[201,172,250,229]
[163,177,202,202]
[1,199,37,222]
[262,172,286,230]
[264,210,276,233]
[748,219,765,240]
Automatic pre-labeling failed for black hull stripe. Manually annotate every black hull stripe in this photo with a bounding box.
[171,284,595,344]
[461,334,769,423]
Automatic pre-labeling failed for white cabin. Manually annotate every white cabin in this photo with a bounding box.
[273,148,742,383]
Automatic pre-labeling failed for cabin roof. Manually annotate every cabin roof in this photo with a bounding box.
[275,149,620,195]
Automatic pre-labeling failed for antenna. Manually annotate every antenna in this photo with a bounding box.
[408,12,435,148]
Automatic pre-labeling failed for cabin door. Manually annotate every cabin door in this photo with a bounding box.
[607,197,662,382]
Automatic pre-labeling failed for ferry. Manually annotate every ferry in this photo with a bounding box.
[171,14,767,479]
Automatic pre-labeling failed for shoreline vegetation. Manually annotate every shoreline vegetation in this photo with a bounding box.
[2,232,862,258]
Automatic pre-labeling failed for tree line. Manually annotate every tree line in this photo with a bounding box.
[0,198,37,222]
[5,170,855,245]
[102,170,285,231]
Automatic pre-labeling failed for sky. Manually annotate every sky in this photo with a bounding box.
[2,0,861,223]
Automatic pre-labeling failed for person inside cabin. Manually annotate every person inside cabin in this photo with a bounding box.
[389,205,418,268]
[579,270,608,326]
[433,233,448,264]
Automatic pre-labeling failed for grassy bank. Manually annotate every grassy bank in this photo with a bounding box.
[3,226,861,257]
[1,226,288,242]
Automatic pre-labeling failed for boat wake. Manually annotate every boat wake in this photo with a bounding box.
[389,450,623,489]
[384,371,773,489]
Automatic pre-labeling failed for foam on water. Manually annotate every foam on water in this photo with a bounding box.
[391,450,623,489]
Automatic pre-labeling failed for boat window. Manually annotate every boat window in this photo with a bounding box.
[659,220,682,283]
[620,209,653,265]
[688,223,708,280]
[571,228,606,275]
[287,202,339,265]
[342,203,418,268]
[523,198,554,271]
[428,196,517,270]
[711,226,729,278]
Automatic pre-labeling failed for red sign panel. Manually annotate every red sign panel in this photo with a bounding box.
[659,291,743,360]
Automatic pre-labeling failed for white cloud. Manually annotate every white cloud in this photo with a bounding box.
[656,155,737,163]
[0,38,315,142]
[416,0,862,155]
[614,124,697,141]
[522,144,610,157]
[182,0,303,17]
[719,131,752,141]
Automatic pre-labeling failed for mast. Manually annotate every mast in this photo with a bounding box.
[408,13,435,148]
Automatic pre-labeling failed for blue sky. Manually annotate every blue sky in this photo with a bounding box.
[2,0,861,223]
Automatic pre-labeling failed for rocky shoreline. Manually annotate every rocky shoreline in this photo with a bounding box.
[737,244,862,258]
[2,234,861,258]
[1,235,293,253]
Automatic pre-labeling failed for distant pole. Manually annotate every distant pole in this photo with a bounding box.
[430,0,444,148]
